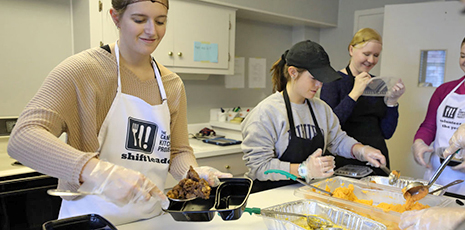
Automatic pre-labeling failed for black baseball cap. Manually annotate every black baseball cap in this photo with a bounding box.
[285,40,341,83]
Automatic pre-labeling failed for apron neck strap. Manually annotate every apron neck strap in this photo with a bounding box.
[114,41,167,101]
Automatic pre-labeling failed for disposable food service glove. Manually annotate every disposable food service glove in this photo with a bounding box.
[190,166,233,187]
[411,139,433,168]
[349,72,372,100]
[399,207,465,230]
[298,148,335,183]
[79,159,168,207]
[444,123,465,159]
[384,78,406,106]
[352,144,385,167]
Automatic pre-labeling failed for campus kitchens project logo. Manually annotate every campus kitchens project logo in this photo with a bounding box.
[443,106,458,119]
[122,117,170,164]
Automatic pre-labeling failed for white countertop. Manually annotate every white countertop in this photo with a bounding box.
[117,184,302,230]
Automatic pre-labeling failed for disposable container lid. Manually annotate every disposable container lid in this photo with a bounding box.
[362,77,399,97]
[334,164,373,178]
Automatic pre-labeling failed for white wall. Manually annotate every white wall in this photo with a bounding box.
[0,0,73,116]
[319,0,440,72]
[381,1,465,178]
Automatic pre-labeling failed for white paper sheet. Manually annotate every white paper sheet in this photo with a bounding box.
[225,57,245,88]
[248,58,266,88]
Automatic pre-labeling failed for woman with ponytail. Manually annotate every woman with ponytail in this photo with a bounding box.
[241,40,386,193]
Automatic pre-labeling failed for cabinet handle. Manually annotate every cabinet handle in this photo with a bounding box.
[177,52,183,57]
[225,165,230,170]
[168,51,173,56]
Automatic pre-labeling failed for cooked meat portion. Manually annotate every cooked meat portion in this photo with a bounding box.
[167,166,211,200]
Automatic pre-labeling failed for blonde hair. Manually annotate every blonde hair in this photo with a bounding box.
[348,28,382,51]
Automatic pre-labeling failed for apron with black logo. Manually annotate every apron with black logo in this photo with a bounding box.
[59,42,171,225]
[425,79,465,195]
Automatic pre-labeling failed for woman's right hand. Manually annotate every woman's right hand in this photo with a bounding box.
[79,159,168,207]
[299,149,335,182]
[411,139,433,168]
[349,72,372,101]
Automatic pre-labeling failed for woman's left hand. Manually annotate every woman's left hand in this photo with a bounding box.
[191,166,233,187]
[385,79,406,106]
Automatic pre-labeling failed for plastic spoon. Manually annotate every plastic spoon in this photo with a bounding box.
[244,207,340,229]
[404,150,458,199]
[379,164,400,185]
[264,169,333,196]
[428,179,464,195]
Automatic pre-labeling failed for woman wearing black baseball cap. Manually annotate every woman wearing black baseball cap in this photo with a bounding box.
[241,40,386,192]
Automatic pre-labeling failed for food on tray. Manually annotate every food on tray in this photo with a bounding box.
[392,170,400,178]
[291,216,346,230]
[166,166,211,200]
[329,184,429,213]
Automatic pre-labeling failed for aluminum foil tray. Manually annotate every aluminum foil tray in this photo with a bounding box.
[261,199,386,230]
[294,176,454,230]
[360,176,446,196]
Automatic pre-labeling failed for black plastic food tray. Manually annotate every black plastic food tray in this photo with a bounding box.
[164,177,252,222]
[42,213,117,230]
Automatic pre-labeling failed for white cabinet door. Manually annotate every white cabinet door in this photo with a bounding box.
[153,0,235,74]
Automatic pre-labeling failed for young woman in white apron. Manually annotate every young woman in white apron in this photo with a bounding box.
[424,79,465,195]
[58,41,171,224]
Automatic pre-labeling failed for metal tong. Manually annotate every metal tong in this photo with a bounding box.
[264,169,333,196]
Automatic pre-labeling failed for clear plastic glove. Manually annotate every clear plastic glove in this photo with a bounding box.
[352,144,385,167]
[298,148,335,183]
[444,123,465,159]
[399,207,465,230]
[79,159,167,207]
[349,72,372,101]
[385,78,406,106]
[411,139,433,168]
[191,166,233,187]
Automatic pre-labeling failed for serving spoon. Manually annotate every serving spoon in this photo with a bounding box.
[379,164,400,185]
[403,150,458,199]
[48,189,198,202]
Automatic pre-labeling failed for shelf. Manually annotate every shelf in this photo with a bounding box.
[210,121,241,131]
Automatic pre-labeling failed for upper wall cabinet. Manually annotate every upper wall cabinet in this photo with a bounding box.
[72,0,236,75]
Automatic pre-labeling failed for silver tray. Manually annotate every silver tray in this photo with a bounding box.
[360,176,446,196]
[261,199,386,230]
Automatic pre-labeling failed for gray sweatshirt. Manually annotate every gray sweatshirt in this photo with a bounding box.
[241,91,358,181]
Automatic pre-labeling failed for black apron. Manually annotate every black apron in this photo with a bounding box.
[251,87,325,193]
[333,66,389,176]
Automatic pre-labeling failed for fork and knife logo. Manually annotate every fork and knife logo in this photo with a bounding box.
[126,117,158,153]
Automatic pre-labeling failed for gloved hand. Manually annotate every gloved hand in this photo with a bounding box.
[298,148,335,183]
[384,78,406,106]
[399,207,465,230]
[349,72,372,101]
[411,139,433,168]
[191,166,233,187]
[352,144,385,167]
[79,159,167,207]
[444,123,465,159]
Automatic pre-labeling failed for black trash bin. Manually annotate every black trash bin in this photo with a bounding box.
[42,214,117,230]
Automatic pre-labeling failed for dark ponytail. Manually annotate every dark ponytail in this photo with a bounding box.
[271,50,306,92]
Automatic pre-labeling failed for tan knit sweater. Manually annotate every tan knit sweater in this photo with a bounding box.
[7,47,197,196]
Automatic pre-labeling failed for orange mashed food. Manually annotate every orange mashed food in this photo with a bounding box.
[331,184,429,213]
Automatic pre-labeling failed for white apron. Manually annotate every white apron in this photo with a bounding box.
[59,42,171,225]
[424,79,465,195]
